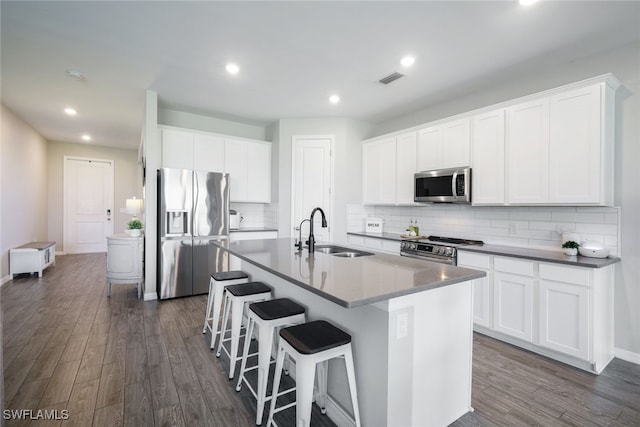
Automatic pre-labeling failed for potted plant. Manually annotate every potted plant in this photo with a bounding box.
[562,240,580,256]
[127,218,143,237]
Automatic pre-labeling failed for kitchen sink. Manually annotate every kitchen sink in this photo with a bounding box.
[314,245,374,258]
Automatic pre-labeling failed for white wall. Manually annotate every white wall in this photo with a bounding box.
[273,118,373,242]
[372,42,640,358]
[46,141,141,252]
[158,108,267,141]
[0,104,48,281]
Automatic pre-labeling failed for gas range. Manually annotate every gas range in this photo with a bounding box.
[400,235,484,265]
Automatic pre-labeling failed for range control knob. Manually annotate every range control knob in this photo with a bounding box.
[445,247,453,256]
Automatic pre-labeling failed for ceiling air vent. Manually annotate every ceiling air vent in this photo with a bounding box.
[378,72,404,85]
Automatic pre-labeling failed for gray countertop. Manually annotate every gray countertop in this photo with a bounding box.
[229,227,278,233]
[347,231,620,268]
[211,238,485,308]
[458,244,620,268]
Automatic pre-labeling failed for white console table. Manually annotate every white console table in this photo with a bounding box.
[10,241,56,279]
[106,235,143,298]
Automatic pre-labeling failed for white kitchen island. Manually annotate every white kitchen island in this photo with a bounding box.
[211,238,486,427]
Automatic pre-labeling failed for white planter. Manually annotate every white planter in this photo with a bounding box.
[564,248,578,256]
[128,229,141,237]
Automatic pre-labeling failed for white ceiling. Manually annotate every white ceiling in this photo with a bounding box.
[2,1,639,150]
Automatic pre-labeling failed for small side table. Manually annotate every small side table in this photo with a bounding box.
[10,241,56,279]
[106,235,143,299]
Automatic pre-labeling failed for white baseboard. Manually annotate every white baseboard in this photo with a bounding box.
[143,292,157,301]
[323,395,357,427]
[615,347,640,365]
[0,275,11,286]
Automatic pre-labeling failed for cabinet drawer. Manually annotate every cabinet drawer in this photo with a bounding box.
[494,257,534,276]
[540,263,591,287]
[457,252,490,269]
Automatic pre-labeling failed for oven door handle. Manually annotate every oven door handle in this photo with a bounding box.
[400,251,455,265]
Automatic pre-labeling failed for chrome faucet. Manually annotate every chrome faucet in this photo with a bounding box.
[307,207,327,253]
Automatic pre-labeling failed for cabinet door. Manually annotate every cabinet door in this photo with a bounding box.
[378,138,397,203]
[247,141,271,203]
[493,271,533,342]
[193,134,225,172]
[458,252,492,328]
[395,131,417,204]
[539,279,589,360]
[362,141,380,204]
[441,118,471,168]
[225,139,249,202]
[549,85,602,203]
[472,109,505,204]
[162,129,193,169]
[417,126,442,171]
[507,98,550,204]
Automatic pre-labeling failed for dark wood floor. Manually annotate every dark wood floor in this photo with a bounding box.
[2,253,639,426]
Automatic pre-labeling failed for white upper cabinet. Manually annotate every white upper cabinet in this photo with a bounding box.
[362,132,417,205]
[246,140,271,203]
[417,118,470,171]
[193,134,225,172]
[362,137,396,204]
[471,109,506,205]
[160,126,272,203]
[506,98,550,204]
[417,126,441,171]
[549,84,609,204]
[225,138,271,203]
[504,79,616,206]
[395,131,418,204]
[162,128,194,169]
[362,74,619,207]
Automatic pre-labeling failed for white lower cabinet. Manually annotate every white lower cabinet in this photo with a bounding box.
[538,279,589,360]
[459,250,614,374]
[346,235,400,255]
[457,252,492,328]
[493,258,534,342]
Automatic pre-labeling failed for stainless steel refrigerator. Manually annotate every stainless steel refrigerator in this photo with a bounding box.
[157,168,230,299]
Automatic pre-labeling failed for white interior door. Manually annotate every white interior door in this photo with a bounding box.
[292,136,332,243]
[65,157,114,253]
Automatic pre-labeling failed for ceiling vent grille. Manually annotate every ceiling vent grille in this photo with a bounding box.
[379,72,404,85]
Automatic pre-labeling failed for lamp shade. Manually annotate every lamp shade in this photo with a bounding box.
[125,197,143,215]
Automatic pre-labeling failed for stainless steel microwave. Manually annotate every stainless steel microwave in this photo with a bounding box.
[414,167,471,203]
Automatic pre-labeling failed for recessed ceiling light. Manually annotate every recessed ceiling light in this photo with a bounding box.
[64,107,77,116]
[225,63,240,75]
[519,0,539,6]
[81,134,92,141]
[400,56,415,67]
[66,69,86,81]
[329,95,340,104]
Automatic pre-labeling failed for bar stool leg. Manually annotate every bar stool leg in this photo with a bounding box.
[216,295,231,358]
[316,360,329,414]
[295,358,316,427]
[209,281,227,349]
[228,297,245,379]
[202,279,214,334]
[266,344,287,427]
[236,317,256,391]
[344,347,362,427]
[255,323,275,424]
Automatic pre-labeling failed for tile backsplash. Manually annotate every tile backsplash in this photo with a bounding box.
[230,203,278,229]
[347,204,620,256]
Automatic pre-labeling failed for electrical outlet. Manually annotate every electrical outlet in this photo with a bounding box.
[509,223,518,235]
[397,313,408,339]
